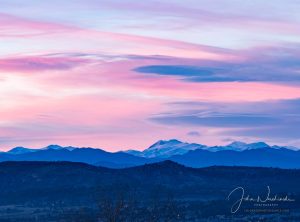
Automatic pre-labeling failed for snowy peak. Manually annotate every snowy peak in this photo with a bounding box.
[224,141,270,151]
[45,145,64,150]
[126,139,274,158]
[148,139,182,150]
[140,139,206,158]
[227,141,248,149]
[248,142,270,149]
[44,145,75,151]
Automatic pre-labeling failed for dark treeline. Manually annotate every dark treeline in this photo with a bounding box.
[0,161,300,221]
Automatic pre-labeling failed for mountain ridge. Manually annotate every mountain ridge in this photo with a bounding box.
[2,139,297,155]
[1,139,299,169]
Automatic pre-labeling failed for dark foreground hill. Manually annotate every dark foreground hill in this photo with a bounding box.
[0,161,300,221]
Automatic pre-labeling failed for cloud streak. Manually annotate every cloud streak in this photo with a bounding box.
[134,46,300,83]
[149,99,300,145]
[0,56,88,72]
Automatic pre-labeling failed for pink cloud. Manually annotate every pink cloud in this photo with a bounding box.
[1,7,300,150]
[0,13,237,60]
[1,53,300,150]
[0,56,89,72]
[86,0,300,36]
[62,58,300,102]
[0,13,75,37]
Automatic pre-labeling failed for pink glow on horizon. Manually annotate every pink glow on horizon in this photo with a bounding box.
[1,1,300,150]
[1,54,300,150]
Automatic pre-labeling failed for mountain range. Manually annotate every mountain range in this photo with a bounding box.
[0,139,300,168]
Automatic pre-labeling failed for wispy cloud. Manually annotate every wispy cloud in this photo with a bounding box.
[0,13,75,38]
[0,55,88,72]
[149,99,300,144]
[134,45,300,83]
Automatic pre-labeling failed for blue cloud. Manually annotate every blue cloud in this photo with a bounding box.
[187,131,201,137]
[134,65,216,76]
[151,115,280,128]
[133,65,238,82]
[133,46,300,83]
[230,125,300,139]
[149,99,300,141]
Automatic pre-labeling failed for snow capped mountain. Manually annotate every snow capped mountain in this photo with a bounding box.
[207,141,271,152]
[2,140,298,162]
[44,145,64,150]
[247,142,270,149]
[228,141,269,150]
[227,141,249,150]
[134,139,207,158]
[147,139,183,150]
[8,147,38,154]
[271,145,299,151]
[43,145,75,151]
[124,140,278,157]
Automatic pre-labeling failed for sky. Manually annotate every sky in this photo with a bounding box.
[1,0,300,151]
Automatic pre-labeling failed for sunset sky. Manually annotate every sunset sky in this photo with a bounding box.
[1,0,300,151]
